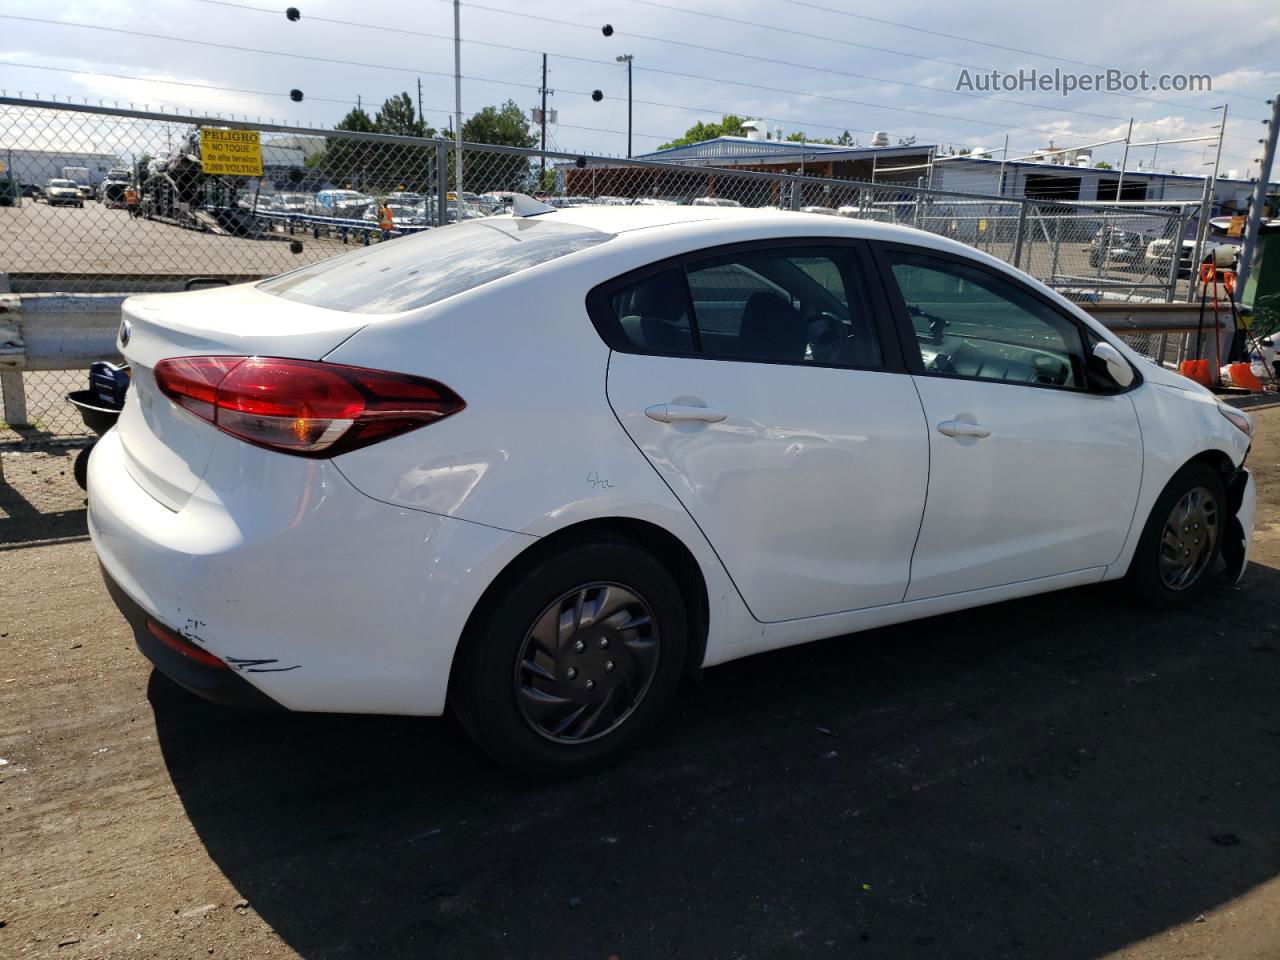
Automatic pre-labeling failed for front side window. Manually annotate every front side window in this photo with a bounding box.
[885,249,1085,388]
[606,246,881,368]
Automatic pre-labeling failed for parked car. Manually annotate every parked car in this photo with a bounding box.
[45,178,84,207]
[1087,227,1146,268]
[311,189,373,219]
[362,201,430,229]
[690,196,742,207]
[273,193,310,215]
[1145,240,1240,278]
[90,203,1255,777]
[837,204,892,222]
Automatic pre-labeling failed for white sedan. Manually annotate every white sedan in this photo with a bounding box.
[88,201,1255,776]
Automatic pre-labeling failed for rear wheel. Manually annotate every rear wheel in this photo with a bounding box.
[1128,462,1225,604]
[451,536,688,777]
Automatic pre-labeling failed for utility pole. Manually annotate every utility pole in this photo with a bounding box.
[1237,93,1280,300]
[1115,118,1133,201]
[453,0,463,198]
[417,78,424,130]
[540,53,548,178]
[616,54,634,158]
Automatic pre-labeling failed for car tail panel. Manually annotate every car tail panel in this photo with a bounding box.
[114,283,376,508]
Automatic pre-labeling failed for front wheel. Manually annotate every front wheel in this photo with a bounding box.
[451,536,688,777]
[1127,461,1226,605]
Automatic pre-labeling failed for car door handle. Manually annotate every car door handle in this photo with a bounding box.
[937,419,991,439]
[645,403,728,424]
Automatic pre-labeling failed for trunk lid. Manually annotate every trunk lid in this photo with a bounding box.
[116,282,370,510]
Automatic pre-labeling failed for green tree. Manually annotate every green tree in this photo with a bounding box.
[316,106,378,188]
[786,130,856,146]
[315,99,438,193]
[657,115,747,149]
[1094,160,1113,169]
[459,100,537,192]
[376,93,434,138]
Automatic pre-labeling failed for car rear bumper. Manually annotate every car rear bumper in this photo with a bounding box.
[102,565,283,709]
[87,427,537,716]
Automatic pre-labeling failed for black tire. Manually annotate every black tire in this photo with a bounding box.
[1127,461,1226,606]
[73,443,94,491]
[451,535,688,778]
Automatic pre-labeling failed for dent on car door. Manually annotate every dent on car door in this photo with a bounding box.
[875,245,1144,601]
[597,242,930,623]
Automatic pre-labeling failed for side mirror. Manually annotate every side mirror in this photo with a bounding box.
[1092,341,1134,389]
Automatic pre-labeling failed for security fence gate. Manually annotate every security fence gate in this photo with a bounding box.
[1,97,1192,444]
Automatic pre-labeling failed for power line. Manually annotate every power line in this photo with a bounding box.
[6,14,1068,144]
[0,59,360,107]
[13,9,1261,161]
[187,0,1143,130]
[776,0,1280,104]
[4,15,1258,168]
[0,63,676,142]
[617,0,1269,122]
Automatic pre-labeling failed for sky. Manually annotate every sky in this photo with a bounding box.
[2,0,1278,181]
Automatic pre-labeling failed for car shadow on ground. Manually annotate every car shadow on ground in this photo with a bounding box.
[0,447,88,547]
[152,567,1280,959]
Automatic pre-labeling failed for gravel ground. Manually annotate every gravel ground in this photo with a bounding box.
[2,409,1279,960]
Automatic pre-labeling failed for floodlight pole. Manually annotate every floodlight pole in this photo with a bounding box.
[616,54,633,158]
[453,0,463,198]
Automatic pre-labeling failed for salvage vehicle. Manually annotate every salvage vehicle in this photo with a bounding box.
[89,201,1255,776]
[45,178,84,207]
[1087,226,1147,268]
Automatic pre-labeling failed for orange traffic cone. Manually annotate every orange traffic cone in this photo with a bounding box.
[1179,358,1213,387]
[1227,363,1263,392]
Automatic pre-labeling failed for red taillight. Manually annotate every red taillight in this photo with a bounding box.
[153,356,464,456]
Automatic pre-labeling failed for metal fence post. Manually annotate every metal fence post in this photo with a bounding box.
[435,141,448,227]
[788,176,802,210]
[1011,201,1029,270]
[1,372,27,427]
[1166,207,1185,303]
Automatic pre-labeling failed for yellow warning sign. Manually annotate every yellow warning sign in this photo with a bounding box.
[199,127,263,177]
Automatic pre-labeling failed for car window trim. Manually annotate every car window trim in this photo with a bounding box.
[868,240,1142,395]
[585,237,908,374]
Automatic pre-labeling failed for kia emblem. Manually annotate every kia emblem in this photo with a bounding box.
[119,319,132,347]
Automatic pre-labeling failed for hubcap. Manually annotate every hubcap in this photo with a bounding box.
[1158,485,1219,590]
[514,582,660,743]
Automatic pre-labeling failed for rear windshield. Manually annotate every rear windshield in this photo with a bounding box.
[259,217,611,314]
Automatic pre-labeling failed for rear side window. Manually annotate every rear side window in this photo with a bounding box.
[609,269,694,354]
[603,245,881,368]
[260,217,610,314]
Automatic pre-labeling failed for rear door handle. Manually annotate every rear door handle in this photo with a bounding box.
[937,419,991,439]
[645,403,728,424]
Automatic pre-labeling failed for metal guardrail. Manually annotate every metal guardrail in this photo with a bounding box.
[0,97,1213,441]
[0,293,1220,440]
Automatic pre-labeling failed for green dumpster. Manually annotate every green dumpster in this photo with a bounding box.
[1242,223,1280,337]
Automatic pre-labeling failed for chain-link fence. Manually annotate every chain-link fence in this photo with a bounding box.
[1,97,1191,444]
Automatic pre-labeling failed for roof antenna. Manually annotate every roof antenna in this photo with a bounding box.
[510,193,557,217]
